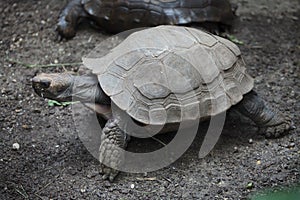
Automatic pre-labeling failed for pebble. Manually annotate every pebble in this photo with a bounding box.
[121,189,129,194]
[248,139,253,144]
[256,160,261,165]
[130,183,135,189]
[86,170,97,178]
[12,143,20,150]
[22,124,30,129]
[288,143,295,148]
[15,109,22,113]
[233,146,238,153]
[246,182,254,189]
[32,108,41,113]
[80,188,86,193]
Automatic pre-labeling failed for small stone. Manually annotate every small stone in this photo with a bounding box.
[12,143,20,150]
[256,160,261,165]
[22,124,30,129]
[130,183,135,189]
[54,59,58,64]
[248,139,253,144]
[233,146,238,153]
[33,108,41,113]
[86,170,97,178]
[103,182,111,187]
[246,182,254,189]
[288,143,295,148]
[80,188,86,193]
[119,189,128,194]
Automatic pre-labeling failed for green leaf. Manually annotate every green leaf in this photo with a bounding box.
[47,100,78,107]
[226,34,244,45]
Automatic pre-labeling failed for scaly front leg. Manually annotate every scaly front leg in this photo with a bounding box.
[99,119,129,181]
[235,91,295,138]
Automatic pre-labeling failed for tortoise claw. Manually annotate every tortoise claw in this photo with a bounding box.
[55,31,63,42]
[100,164,119,182]
[260,117,295,138]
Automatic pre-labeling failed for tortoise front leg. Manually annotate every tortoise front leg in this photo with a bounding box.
[99,119,129,181]
[235,91,295,138]
[57,0,88,39]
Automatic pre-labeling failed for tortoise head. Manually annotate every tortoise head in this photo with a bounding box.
[32,73,111,105]
[32,73,75,102]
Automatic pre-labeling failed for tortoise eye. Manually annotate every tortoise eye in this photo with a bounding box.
[40,80,51,88]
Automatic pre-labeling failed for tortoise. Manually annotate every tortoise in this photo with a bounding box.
[32,26,294,181]
[57,0,236,39]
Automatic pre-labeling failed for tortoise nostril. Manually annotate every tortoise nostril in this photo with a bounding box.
[40,80,51,88]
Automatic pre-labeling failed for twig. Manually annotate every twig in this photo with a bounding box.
[15,188,28,199]
[15,184,29,199]
[136,177,157,181]
[34,174,60,194]
[34,168,65,196]
[34,193,44,200]
[6,58,82,68]
[162,176,172,183]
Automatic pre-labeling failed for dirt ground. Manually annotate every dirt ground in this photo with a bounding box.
[0,0,299,199]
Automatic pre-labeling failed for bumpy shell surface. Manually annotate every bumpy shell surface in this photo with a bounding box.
[82,0,235,32]
[83,25,254,125]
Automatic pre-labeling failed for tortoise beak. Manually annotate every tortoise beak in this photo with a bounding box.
[32,77,51,89]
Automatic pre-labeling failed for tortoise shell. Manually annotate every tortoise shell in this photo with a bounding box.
[83,25,254,125]
[81,0,235,33]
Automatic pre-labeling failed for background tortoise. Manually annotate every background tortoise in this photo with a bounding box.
[57,0,236,38]
[32,26,294,181]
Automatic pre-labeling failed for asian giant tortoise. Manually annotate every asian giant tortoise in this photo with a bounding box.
[32,25,294,181]
[57,0,236,38]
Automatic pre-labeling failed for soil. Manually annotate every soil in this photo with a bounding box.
[0,0,299,199]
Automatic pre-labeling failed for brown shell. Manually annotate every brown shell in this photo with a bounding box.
[82,0,235,33]
[83,26,254,125]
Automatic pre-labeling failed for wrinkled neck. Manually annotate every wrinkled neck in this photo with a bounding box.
[72,75,110,104]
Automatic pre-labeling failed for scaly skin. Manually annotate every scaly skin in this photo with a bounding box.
[99,119,129,181]
[235,91,295,138]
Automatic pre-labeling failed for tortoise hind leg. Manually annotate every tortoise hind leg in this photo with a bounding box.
[99,119,129,181]
[57,0,88,39]
[235,91,295,138]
